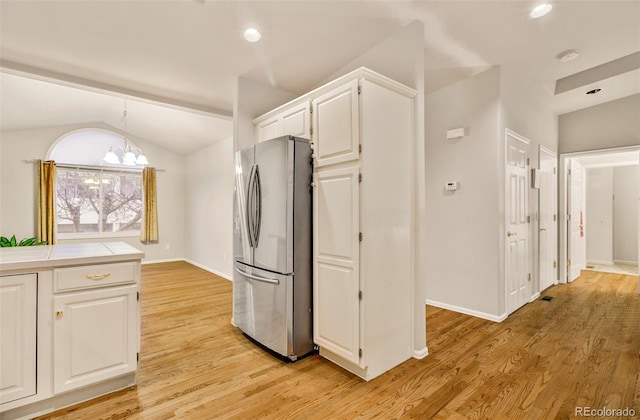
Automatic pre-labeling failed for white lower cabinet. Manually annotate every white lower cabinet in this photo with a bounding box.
[0,274,37,405]
[0,246,142,419]
[53,284,138,394]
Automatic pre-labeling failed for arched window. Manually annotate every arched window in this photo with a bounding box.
[49,129,144,238]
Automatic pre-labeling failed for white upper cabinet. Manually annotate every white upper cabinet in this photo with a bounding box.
[312,79,360,167]
[0,274,37,405]
[255,101,311,142]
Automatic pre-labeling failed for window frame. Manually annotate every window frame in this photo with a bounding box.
[55,164,143,240]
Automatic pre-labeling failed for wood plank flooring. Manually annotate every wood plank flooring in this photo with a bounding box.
[38,263,640,419]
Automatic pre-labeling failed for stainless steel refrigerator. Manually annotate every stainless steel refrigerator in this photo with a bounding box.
[232,135,313,361]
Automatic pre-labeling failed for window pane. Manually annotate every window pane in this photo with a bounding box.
[103,172,142,232]
[56,170,100,233]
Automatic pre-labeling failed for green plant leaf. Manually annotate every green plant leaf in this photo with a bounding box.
[19,237,36,246]
[10,235,17,247]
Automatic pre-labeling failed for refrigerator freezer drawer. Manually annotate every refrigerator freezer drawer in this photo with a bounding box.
[233,264,291,358]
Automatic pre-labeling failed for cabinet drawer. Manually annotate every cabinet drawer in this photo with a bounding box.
[54,262,137,292]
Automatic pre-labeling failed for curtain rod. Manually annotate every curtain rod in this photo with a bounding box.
[22,160,166,172]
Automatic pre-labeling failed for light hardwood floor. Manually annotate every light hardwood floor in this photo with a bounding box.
[38,262,639,419]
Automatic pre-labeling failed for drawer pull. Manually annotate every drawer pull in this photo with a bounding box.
[56,310,63,319]
[86,273,111,280]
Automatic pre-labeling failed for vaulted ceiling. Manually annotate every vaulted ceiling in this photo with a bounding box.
[1,1,638,154]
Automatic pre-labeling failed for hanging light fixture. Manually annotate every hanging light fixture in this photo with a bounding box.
[103,98,150,166]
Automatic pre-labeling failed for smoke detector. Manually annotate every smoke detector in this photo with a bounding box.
[556,49,580,63]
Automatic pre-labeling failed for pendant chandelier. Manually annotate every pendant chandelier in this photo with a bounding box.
[103,99,149,166]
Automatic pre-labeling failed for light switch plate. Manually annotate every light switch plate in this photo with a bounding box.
[445,181,459,191]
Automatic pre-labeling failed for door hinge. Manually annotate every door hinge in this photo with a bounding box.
[527,215,531,223]
[309,106,313,114]
[359,290,363,300]
[310,126,313,135]
[137,292,140,301]
[553,167,557,174]
[358,173,362,183]
[137,352,139,361]
[567,259,571,266]
[528,273,531,282]
[568,168,572,175]
[359,232,363,242]
[553,260,557,268]
[357,85,361,95]
[553,214,557,222]
[359,349,363,358]
[526,158,530,166]
[358,144,362,153]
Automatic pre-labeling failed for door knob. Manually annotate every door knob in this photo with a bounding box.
[507,231,517,237]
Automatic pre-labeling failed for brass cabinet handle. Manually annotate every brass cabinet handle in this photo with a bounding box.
[56,310,63,319]
[507,231,517,237]
[86,273,111,280]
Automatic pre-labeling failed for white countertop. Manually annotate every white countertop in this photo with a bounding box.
[0,242,145,272]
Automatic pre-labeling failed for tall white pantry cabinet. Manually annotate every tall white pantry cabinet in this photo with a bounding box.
[254,68,416,380]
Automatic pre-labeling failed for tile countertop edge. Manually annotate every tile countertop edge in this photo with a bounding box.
[0,242,145,273]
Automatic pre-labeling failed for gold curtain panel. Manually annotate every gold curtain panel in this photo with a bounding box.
[37,160,56,245]
[141,167,159,243]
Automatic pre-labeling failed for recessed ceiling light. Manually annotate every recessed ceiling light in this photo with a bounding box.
[242,28,262,43]
[530,3,554,19]
[586,88,602,95]
[556,49,580,63]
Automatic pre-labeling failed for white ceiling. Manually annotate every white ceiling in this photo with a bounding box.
[1,0,639,155]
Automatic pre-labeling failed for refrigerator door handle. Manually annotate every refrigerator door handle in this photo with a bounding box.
[246,164,256,248]
[234,265,280,285]
[253,165,262,248]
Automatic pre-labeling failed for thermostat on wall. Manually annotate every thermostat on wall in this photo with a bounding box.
[445,181,459,191]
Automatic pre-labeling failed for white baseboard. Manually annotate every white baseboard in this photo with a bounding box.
[141,258,232,281]
[426,299,507,323]
[141,258,183,264]
[413,347,428,359]
[587,259,614,265]
[183,259,233,281]
[614,260,638,266]
[529,292,541,302]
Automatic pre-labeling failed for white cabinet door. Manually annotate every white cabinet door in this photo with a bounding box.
[281,102,310,140]
[256,118,281,143]
[53,285,137,394]
[0,274,37,404]
[312,80,360,167]
[313,165,360,364]
[256,101,311,142]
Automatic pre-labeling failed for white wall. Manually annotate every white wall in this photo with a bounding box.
[559,94,640,154]
[425,62,559,320]
[0,123,185,262]
[425,67,502,319]
[183,137,233,279]
[586,167,614,264]
[614,165,639,264]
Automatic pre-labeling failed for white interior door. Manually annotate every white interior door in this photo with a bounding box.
[539,148,557,292]
[568,159,586,281]
[506,131,530,315]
